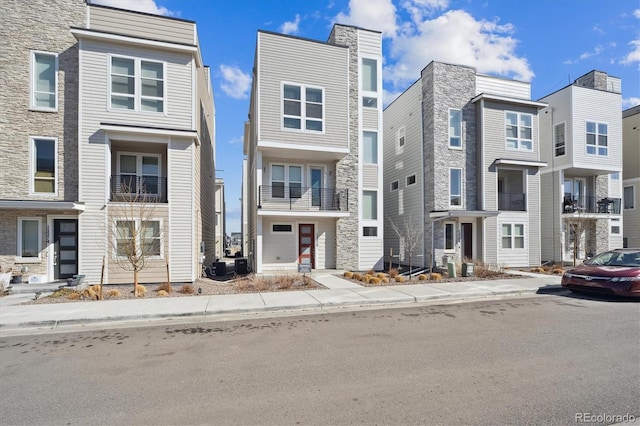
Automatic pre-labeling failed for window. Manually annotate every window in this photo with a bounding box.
[363,191,377,220]
[390,180,399,191]
[505,112,533,151]
[397,126,405,148]
[110,56,165,112]
[31,51,58,110]
[363,131,378,164]
[31,137,56,194]
[115,219,162,258]
[611,172,620,180]
[586,121,608,156]
[624,186,635,209]
[554,122,565,156]
[406,174,416,186]
[362,58,377,108]
[502,224,524,249]
[18,218,41,259]
[272,165,285,198]
[611,219,620,235]
[272,224,293,233]
[283,84,323,131]
[449,109,462,148]
[449,168,462,206]
[271,164,301,199]
[117,153,161,196]
[444,223,455,251]
[363,226,378,237]
[289,166,302,198]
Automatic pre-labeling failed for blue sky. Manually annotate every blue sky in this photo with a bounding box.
[94,0,640,234]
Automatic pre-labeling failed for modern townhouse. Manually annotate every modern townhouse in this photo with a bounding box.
[539,71,623,264]
[622,105,640,248]
[0,0,216,285]
[243,25,384,273]
[383,61,547,270]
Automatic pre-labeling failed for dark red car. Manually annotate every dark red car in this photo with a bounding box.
[561,249,640,298]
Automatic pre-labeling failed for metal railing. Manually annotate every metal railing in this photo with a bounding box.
[110,175,168,203]
[258,185,348,212]
[562,196,621,214]
[498,192,526,211]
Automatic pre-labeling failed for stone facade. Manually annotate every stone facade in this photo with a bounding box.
[575,70,609,92]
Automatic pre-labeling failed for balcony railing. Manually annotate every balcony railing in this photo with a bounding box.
[110,175,167,203]
[562,196,621,214]
[258,185,348,212]
[498,192,526,211]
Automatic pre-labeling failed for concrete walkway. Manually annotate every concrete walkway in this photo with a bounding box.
[0,271,562,332]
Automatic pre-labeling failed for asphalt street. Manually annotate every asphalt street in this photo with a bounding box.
[1,292,638,425]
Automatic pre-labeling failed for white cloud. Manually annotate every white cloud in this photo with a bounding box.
[621,40,640,65]
[227,136,243,145]
[90,0,173,16]
[335,0,398,37]
[578,45,604,60]
[622,97,640,109]
[219,65,251,99]
[280,14,301,35]
[401,0,449,23]
[634,9,640,19]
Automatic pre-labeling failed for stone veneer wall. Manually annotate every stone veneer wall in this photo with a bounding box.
[594,174,611,253]
[574,70,609,92]
[328,25,360,270]
[421,62,477,266]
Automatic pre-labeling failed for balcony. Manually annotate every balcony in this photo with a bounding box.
[498,192,526,211]
[258,185,348,212]
[562,196,621,215]
[110,175,167,203]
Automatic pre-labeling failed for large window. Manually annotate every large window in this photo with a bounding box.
[115,219,162,258]
[111,57,165,112]
[31,51,58,110]
[363,131,378,164]
[31,137,56,194]
[18,218,41,259]
[449,168,462,206]
[283,84,323,132]
[502,224,525,249]
[624,186,635,209]
[505,112,533,151]
[554,122,565,156]
[449,109,462,148]
[118,153,161,196]
[271,164,302,199]
[586,121,608,156]
[363,191,377,220]
[362,58,378,108]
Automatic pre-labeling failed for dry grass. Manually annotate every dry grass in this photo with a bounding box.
[388,268,400,278]
[106,289,122,297]
[376,273,387,279]
[157,290,168,297]
[178,284,195,294]
[135,284,146,296]
[67,292,81,300]
[366,269,376,276]
[343,271,354,279]
[157,282,172,294]
[381,277,390,284]
[395,275,406,283]
[418,274,427,281]
[352,273,362,281]
[430,272,443,281]
[370,277,382,285]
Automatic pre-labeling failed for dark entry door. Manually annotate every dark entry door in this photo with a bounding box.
[461,223,473,260]
[298,224,315,269]
[54,219,78,279]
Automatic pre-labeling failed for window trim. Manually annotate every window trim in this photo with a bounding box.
[554,121,566,157]
[610,218,621,235]
[29,136,58,196]
[585,120,608,156]
[271,223,294,234]
[113,218,164,260]
[501,223,525,250]
[116,151,163,197]
[17,217,42,261]
[281,82,325,133]
[406,174,416,186]
[361,57,378,108]
[444,222,456,252]
[449,108,462,149]
[108,54,167,114]
[270,163,304,199]
[449,168,463,208]
[30,50,59,111]
[505,111,533,151]
[362,190,378,221]
[390,180,399,191]
[363,130,378,164]
[624,185,635,210]
[362,226,378,237]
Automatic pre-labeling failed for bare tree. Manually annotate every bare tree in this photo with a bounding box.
[565,210,587,267]
[388,214,423,275]
[109,181,162,297]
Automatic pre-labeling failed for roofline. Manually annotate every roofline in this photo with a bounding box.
[87,1,195,24]
[257,29,348,49]
[472,93,547,108]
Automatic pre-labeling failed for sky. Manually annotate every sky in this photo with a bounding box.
[93,0,640,234]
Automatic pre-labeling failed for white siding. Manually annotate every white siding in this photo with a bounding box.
[359,238,384,270]
[476,75,531,99]
[497,212,530,267]
[357,30,381,56]
[362,164,378,188]
[169,139,195,280]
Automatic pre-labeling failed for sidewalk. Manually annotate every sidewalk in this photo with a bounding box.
[0,271,562,332]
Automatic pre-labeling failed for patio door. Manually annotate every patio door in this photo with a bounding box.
[298,224,315,269]
[53,219,78,279]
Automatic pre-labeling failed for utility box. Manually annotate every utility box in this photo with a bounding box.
[215,261,227,276]
[447,262,456,278]
[462,263,474,277]
[235,258,248,275]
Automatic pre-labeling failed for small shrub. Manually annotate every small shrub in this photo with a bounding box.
[235,279,250,292]
[343,271,353,278]
[530,267,545,273]
[552,268,564,275]
[106,289,121,297]
[83,287,98,300]
[302,275,314,287]
[179,284,195,294]
[157,282,172,294]
[352,273,362,280]
[430,272,443,281]
[51,288,75,298]
[418,274,427,281]
[361,274,372,284]
[388,268,399,278]
[157,290,168,297]
[381,277,390,284]
[277,275,295,290]
[376,273,386,279]
[395,275,406,283]
[67,292,81,300]
[370,277,381,285]
[366,269,376,276]
[135,284,146,296]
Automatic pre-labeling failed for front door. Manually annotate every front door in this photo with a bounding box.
[54,219,78,280]
[461,223,473,260]
[311,168,322,207]
[298,224,315,269]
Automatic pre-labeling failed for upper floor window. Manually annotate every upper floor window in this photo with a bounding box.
[505,112,532,151]
[363,190,377,220]
[117,153,161,197]
[31,137,57,195]
[283,84,323,132]
[624,186,635,209]
[111,57,165,113]
[362,58,377,108]
[31,51,58,110]
[18,217,42,259]
[554,122,565,156]
[397,126,405,149]
[586,121,607,156]
[271,164,302,199]
[363,131,378,164]
[406,174,416,186]
[449,109,462,148]
[390,180,399,191]
[449,168,462,207]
